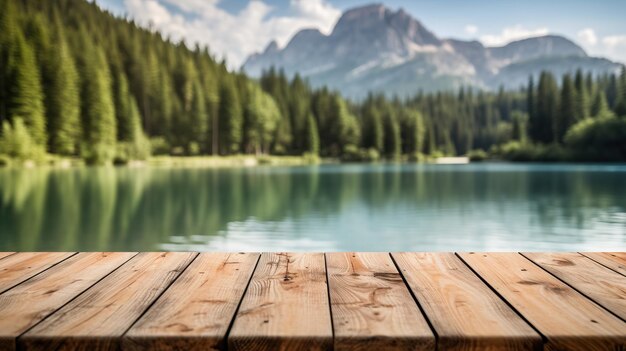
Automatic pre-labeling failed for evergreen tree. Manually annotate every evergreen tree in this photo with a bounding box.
[574,70,589,120]
[383,109,401,158]
[0,0,19,123]
[244,82,280,154]
[304,113,319,155]
[591,90,611,117]
[532,72,559,143]
[511,111,528,142]
[8,31,47,146]
[361,96,384,152]
[400,109,425,154]
[46,14,80,155]
[114,71,141,142]
[558,74,577,142]
[218,77,242,154]
[77,32,117,164]
[615,67,626,116]
[526,76,535,127]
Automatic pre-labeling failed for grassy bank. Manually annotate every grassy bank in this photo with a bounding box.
[0,154,325,168]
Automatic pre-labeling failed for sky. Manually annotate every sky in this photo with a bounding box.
[96,0,626,68]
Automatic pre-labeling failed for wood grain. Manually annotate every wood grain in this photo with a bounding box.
[0,252,135,351]
[327,252,434,351]
[523,252,626,321]
[0,252,75,293]
[228,253,332,351]
[0,252,15,261]
[460,252,626,351]
[20,252,196,351]
[393,252,540,351]
[581,252,626,276]
[124,252,259,350]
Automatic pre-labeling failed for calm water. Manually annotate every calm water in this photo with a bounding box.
[0,163,625,252]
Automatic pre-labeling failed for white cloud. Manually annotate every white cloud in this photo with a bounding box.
[603,35,626,49]
[480,25,549,47]
[122,0,341,68]
[577,28,598,46]
[464,25,478,35]
[599,35,626,63]
[575,28,626,64]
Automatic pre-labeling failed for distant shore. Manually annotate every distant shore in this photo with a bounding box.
[0,154,478,168]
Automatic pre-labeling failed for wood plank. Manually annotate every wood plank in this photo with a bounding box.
[0,252,136,351]
[523,252,626,321]
[459,252,626,351]
[124,252,259,350]
[0,252,75,293]
[581,252,626,276]
[0,252,15,261]
[392,252,540,351]
[20,252,196,351]
[327,252,434,351]
[228,253,332,351]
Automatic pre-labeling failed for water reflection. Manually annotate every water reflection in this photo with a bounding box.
[0,164,625,251]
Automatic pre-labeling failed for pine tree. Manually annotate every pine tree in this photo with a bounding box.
[532,72,559,143]
[591,90,611,117]
[304,113,319,155]
[558,74,577,142]
[511,111,527,142]
[615,66,626,116]
[0,0,18,123]
[526,76,536,141]
[574,70,589,120]
[114,71,141,142]
[218,77,242,154]
[383,109,401,158]
[361,96,384,152]
[46,13,80,155]
[8,31,47,147]
[400,109,425,154]
[77,32,117,164]
[244,82,280,154]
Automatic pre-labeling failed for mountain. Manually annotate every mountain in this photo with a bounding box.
[243,4,622,99]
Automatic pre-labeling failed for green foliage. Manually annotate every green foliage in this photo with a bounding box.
[0,117,46,161]
[615,66,626,116]
[341,146,380,162]
[558,74,577,142]
[0,154,10,166]
[8,30,47,146]
[304,114,320,155]
[511,111,528,142]
[45,13,80,155]
[244,82,280,154]
[218,77,242,154]
[115,132,151,163]
[491,141,570,162]
[0,0,624,165]
[531,71,559,143]
[467,149,488,162]
[149,137,170,156]
[565,113,626,161]
[591,90,611,117]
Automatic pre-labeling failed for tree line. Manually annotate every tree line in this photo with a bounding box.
[1,0,625,164]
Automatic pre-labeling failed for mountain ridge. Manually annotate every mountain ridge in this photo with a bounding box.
[243,4,622,98]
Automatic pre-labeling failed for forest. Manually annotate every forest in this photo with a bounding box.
[1,0,625,165]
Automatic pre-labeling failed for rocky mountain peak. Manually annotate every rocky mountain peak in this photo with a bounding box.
[243,4,621,99]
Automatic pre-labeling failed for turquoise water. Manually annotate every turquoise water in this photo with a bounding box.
[0,163,625,252]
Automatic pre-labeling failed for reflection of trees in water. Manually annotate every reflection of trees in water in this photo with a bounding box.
[0,165,624,251]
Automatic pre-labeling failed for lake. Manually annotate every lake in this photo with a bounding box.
[0,163,625,252]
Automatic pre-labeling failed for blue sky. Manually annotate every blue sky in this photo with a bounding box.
[97,0,626,67]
